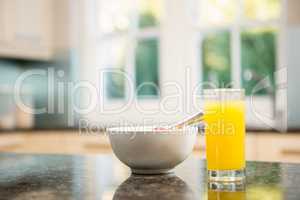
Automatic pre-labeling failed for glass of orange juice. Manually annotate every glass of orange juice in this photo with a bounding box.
[204,89,245,182]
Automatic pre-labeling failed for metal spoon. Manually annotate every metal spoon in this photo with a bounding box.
[173,111,204,129]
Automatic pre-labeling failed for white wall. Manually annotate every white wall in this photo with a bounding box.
[285,0,300,129]
[287,27,300,129]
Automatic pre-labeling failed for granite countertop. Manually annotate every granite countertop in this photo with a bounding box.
[0,153,299,200]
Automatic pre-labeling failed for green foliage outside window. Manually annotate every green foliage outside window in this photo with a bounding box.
[202,29,276,95]
[106,69,125,99]
[202,31,231,88]
[241,29,277,95]
[135,38,159,97]
[139,11,159,28]
[138,0,161,28]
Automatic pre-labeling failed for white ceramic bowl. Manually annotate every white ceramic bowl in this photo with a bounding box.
[107,126,197,174]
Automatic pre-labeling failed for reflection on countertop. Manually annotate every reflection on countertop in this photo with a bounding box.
[207,182,246,200]
[113,174,195,200]
[0,153,299,199]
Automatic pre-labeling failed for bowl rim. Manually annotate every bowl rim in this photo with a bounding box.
[106,126,198,134]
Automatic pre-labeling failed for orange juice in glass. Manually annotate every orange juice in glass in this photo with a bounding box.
[204,89,245,182]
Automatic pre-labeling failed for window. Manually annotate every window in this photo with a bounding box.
[244,0,280,21]
[241,28,277,95]
[199,0,280,97]
[97,0,132,34]
[199,0,237,26]
[100,37,127,99]
[97,0,161,99]
[135,38,160,97]
[138,0,162,28]
[202,31,231,88]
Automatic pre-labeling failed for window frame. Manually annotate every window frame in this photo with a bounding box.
[196,0,281,90]
[195,0,282,129]
[95,0,162,102]
[79,0,285,129]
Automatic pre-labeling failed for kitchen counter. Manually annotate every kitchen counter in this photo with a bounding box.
[1,131,300,163]
[0,153,299,200]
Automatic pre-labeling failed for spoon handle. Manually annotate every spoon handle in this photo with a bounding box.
[174,112,204,129]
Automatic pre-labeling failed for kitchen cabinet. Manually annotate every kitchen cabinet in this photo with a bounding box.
[256,133,300,163]
[0,0,52,60]
[0,0,10,44]
[195,133,300,163]
[0,131,111,155]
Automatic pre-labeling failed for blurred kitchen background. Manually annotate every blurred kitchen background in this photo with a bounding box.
[0,0,299,162]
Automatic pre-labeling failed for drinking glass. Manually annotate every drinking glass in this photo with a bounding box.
[208,181,246,200]
[204,89,245,182]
